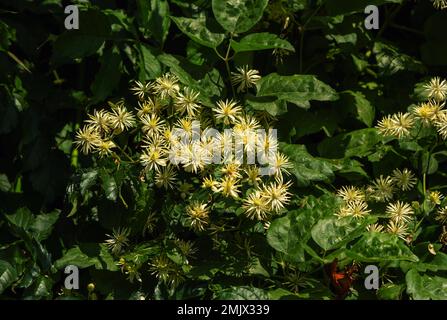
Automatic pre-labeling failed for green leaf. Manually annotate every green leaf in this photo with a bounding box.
[212,0,268,33]
[157,53,224,106]
[215,286,269,300]
[342,91,375,127]
[100,170,118,201]
[150,0,171,45]
[311,216,377,251]
[25,275,53,299]
[80,169,98,196]
[171,16,225,49]
[373,42,425,76]
[346,232,418,263]
[318,128,381,159]
[30,210,60,241]
[0,173,11,192]
[0,260,18,294]
[406,269,447,300]
[280,143,335,187]
[138,44,162,80]
[51,10,111,65]
[256,73,338,109]
[6,207,34,231]
[90,46,122,103]
[230,33,295,53]
[377,283,405,300]
[267,194,341,261]
[54,244,118,271]
[246,95,287,116]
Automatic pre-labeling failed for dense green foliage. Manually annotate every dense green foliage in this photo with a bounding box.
[1,0,447,300]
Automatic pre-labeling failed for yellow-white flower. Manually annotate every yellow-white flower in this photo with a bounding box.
[216,176,241,198]
[153,73,180,100]
[230,65,261,93]
[434,111,447,139]
[130,80,152,100]
[140,145,167,171]
[412,102,439,125]
[175,87,201,116]
[155,165,177,190]
[432,0,447,9]
[424,77,447,101]
[105,227,130,255]
[268,152,292,178]
[244,166,262,186]
[367,223,384,233]
[261,180,291,213]
[386,201,414,223]
[391,168,416,191]
[213,99,242,125]
[370,175,394,202]
[202,176,219,191]
[429,190,444,205]
[136,97,163,117]
[94,139,116,158]
[141,114,166,137]
[109,104,136,132]
[74,125,102,155]
[243,191,269,221]
[435,206,447,225]
[86,110,112,133]
[390,112,415,138]
[221,162,242,179]
[386,220,409,241]
[186,201,210,232]
[346,200,371,218]
[337,186,365,203]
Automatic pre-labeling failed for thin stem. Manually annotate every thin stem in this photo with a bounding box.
[224,35,236,97]
[215,34,236,97]
[7,51,31,73]
[116,144,136,163]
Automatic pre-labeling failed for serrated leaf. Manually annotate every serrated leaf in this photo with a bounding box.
[256,73,338,109]
[230,33,294,53]
[171,16,225,49]
[212,0,268,33]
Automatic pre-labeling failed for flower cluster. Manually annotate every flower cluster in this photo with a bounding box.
[75,70,293,236]
[376,77,447,139]
[335,168,419,241]
[432,0,447,10]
